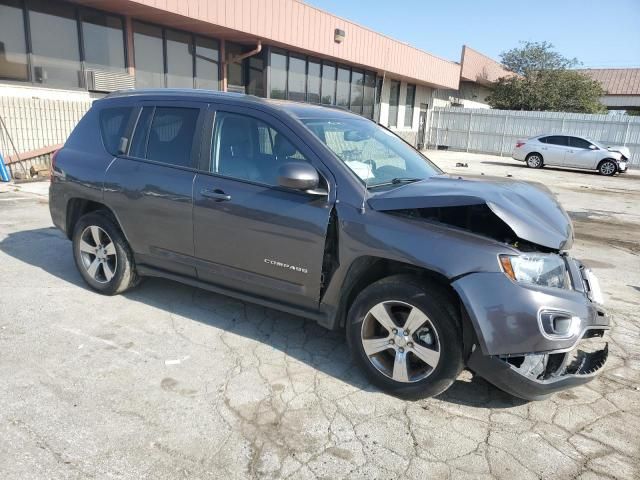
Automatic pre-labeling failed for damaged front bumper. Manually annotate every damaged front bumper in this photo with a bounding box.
[453,257,610,400]
[467,331,608,401]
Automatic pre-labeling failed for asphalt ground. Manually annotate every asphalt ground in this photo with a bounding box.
[1,151,638,479]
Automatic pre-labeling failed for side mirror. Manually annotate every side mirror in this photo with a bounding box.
[278,162,323,193]
[589,144,598,150]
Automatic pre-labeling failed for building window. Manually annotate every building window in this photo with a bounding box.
[362,72,376,119]
[269,50,287,99]
[404,84,416,127]
[288,55,306,102]
[28,0,81,88]
[349,70,364,114]
[336,67,350,107]
[374,76,383,121]
[307,59,321,103]
[0,0,28,81]
[321,62,336,105]
[226,42,245,91]
[81,10,125,72]
[133,22,164,88]
[165,29,193,88]
[195,36,219,90]
[247,55,265,97]
[388,80,401,127]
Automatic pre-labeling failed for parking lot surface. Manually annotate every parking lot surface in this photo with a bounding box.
[1,151,639,479]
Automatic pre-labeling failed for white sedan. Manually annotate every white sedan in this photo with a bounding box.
[512,134,629,176]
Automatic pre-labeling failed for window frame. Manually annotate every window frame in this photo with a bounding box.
[0,0,30,82]
[264,46,377,116]
[123,101,206,172]
[541,135,569,146]
[0,0,132,88]
[388,79,401,128]
[404,83,416,128]
[98,105,137,156]
[78,6,127,73]
[568,136,594,149]
[203,104,334,196]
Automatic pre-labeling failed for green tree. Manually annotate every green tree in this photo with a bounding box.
[487,41,606,113]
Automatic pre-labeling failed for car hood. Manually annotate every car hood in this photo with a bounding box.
[368,174,574,250]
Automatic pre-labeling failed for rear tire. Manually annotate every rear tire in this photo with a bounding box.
[598,159,617,176]
[72,211,139,295]
[525,153,544,169]
[346,275,464,398]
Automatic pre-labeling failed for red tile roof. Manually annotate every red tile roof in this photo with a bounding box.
[577,68,640,95]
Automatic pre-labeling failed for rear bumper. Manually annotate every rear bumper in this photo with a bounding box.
[511,149,526,161]
[468,336,608,401]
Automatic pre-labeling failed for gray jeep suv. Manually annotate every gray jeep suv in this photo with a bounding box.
[49,90,609,400]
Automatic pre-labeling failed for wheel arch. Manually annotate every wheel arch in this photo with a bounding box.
[597,157,617,168]
[65,198,127,242]
[526,151,544,162]
[333,256,475,358]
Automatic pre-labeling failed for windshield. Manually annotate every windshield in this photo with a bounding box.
[302,117,442,187]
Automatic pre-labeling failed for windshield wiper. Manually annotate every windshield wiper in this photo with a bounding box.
[368,177,424,189]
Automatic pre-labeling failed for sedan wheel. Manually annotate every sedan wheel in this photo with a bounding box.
[79,225,117,283]
[526,154,543,168]
[598,160,617,176]
[361,300,440,383]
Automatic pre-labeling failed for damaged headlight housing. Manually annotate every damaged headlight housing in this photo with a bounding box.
[499,253,570,289]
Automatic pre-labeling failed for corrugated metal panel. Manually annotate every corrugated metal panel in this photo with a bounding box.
[73,0,461,89]
[428,107,640,166]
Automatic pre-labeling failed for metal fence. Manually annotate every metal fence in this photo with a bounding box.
[428,107,640,167]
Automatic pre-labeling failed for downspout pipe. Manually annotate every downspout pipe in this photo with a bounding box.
[228,40,262,64]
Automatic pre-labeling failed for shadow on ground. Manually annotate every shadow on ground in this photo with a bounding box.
[1,226,527,409]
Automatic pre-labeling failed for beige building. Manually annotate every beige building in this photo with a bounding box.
[577,68,640,111]
[0,0,508,167]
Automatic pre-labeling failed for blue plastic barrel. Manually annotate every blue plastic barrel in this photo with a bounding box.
[0,152,11,182]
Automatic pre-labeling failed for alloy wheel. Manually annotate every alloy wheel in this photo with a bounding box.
[360,300,440,383]
[527,155,541,168]
[79,226,117,284]
[600,162,616,175]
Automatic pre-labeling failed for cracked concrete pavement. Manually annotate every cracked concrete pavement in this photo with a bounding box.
[0,151,639,479]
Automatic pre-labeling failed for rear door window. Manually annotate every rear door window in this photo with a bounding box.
[541,136,568,146]
[99,106,134,155]
[128,106,201,168]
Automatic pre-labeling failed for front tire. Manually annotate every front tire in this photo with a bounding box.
[525,153,544,169]
[598,159,617,176]
[346,275,464,398]
[72,211,139,295]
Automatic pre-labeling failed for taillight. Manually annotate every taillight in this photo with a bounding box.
[515,141,525,148]
[49,149,59,178]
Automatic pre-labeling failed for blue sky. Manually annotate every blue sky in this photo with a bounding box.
[306,0,640,67]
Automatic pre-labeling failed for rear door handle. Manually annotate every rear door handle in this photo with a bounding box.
[200,188,231,201]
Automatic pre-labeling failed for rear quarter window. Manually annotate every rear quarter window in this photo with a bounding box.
[99,106,134,155]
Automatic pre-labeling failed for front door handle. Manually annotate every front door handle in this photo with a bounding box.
[201,188,231,201]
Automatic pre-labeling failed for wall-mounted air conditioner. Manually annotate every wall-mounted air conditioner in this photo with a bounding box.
[85,69,135,93]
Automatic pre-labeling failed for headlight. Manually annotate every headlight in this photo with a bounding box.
[499,253,571,289]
